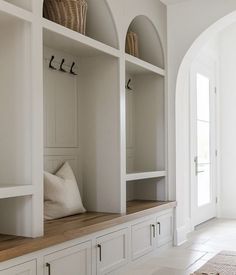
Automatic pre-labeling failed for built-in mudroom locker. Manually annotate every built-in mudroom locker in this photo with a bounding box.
[0,1,174,274]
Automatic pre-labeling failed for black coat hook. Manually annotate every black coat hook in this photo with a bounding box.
[126,79,133,91]
[59,58,66,72]
[49,55,56,70]
[70,62,78,75]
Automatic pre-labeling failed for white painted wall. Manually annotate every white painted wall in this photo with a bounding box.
[166,0,236,244]
[218,23,236,218]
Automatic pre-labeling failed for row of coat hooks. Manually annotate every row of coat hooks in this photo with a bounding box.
[48,55,78,75]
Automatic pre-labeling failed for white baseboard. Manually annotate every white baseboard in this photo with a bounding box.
[174,219,192,246]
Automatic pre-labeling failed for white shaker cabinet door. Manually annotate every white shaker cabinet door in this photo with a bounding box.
[96,228,129,275]
[131,218,156,260]
[0,260,36,275]
[44,241,92,275]
[156,211,173,248]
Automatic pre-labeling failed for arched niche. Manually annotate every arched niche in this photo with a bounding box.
[86,0,119,48]
[42,0,119,49]
[126,15,164,68]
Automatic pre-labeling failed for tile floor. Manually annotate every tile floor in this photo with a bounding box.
[118,219,236,275]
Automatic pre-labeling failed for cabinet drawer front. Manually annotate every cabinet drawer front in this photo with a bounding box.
[131,218,156,260]
[96,228,128,275]
[0,260,36,275]
[156,212,173,248]
[44,241,92,275]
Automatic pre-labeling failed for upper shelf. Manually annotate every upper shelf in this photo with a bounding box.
[125,54,165,76]
[0,185,34,199]
[42,19,120,58]
[0,0,32,22]
[126,171,166,181]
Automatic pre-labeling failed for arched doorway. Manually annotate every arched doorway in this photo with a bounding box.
[175,10,236,244]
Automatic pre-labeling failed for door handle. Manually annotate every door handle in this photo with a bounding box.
[157,222,161,235]
[194,157,205,175]
[97,244,102,262]
[46,263,51,275]
[194,156,198,176]
[151,224,156,238]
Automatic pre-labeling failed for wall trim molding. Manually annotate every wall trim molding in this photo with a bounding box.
[174,219,192,246]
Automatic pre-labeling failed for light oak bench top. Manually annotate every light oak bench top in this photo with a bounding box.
[0,200,176,262]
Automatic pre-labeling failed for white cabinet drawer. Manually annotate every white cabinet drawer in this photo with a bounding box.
[96,228,128,275]
[0,260,36,275]
[44,241,92,275]
[131,218,156,260]
[156,211,173,248]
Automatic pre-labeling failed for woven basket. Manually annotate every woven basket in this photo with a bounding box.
[43,0,88,34]
[125,31,139,58]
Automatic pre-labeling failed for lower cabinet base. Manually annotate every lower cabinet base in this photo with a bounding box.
[111,242,173,275]
[0,209,174,275]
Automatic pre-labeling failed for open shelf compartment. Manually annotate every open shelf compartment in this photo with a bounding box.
[0,11,32,189]
[1,0,32,12]
[0,196,33,237]
[42,0,118,49]
[126,73,165,174]
[127,177,166,202]
[43,39,121,213]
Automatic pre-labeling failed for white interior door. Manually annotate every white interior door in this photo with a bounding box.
[191,60,217,227]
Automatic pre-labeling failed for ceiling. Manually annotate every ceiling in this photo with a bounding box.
[160,0,190,5]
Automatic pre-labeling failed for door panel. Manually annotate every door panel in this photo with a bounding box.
[191,60,217,226]
[131,218,156,260]
[44,241,92,275]
[96,228,128,275]
[156,212,173,248]
[0,260,36,275]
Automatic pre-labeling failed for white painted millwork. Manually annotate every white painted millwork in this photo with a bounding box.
[0,0,167,235]
[96,229,129,274]
[0,185,34,199]
[0,0,171,273]
[131,210,173,259]
[0,260,36,275]
[44,242,92,275]
[156,210,173,248]
[131,218,156,260]
[126,171,167,181]
[161,0,190,5]
[0,208,174,275]
[125,54,165,76]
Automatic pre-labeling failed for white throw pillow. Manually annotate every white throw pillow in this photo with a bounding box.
[44,162,86,220]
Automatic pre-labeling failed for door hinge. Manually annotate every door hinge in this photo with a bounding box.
[215,150,218,157]
[216,197,218,204]
[215,87,217,94]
